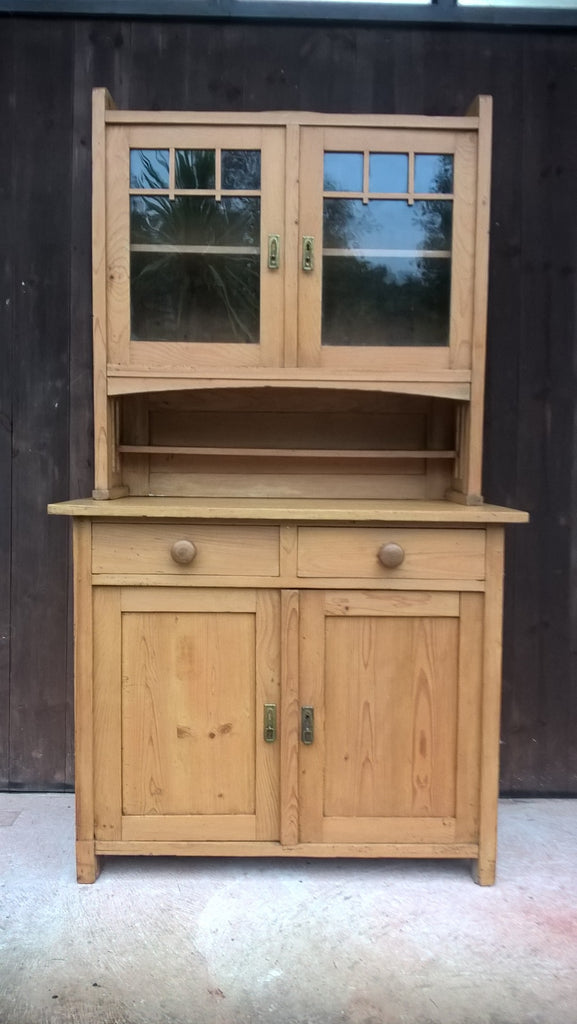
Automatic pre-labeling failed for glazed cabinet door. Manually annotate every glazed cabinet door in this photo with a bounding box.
[93,587,281,843]
[106,125,286,371]
[299,590,483,846]
[297,126,477,373]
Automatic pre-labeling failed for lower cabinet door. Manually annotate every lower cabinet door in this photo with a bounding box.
[298,590,483,846]
[93,587,281,843]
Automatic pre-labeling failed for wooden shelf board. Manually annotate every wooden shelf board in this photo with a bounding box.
[48,496,529,524]
[117,445,457,460]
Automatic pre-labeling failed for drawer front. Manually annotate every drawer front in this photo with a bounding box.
[92,524,280,576]
[297,527,486,580]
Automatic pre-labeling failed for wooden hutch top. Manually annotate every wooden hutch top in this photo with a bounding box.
[50,90,526,524]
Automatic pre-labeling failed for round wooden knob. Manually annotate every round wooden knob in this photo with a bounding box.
[377,542,405,569]
[170,539,197,565]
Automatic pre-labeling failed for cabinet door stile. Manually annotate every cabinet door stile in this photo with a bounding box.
[255,590,281,841]
[449,133,477,371]
[259,127,287,368]
[73,520,96,844]
[454,591,483,842]
[297,127,324,368]
[280,590,300,846]
[283,123,300,367]
[106,126,131,368]
[93,586,122,841]
[298,590,325,843]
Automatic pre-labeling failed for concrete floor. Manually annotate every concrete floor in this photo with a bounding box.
[0,795,575,1024]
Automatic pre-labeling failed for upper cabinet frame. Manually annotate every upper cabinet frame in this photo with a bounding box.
[92,91,492,501]
[95,93,491,391]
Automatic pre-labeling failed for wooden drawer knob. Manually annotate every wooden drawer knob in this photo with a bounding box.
[170,540,197,565]
[378,542,405,569]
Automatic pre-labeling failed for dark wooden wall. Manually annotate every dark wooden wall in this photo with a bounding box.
[1,17,576,793]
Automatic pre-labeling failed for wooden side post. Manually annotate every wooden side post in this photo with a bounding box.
[92,88,127,500]
[449,95,493,505]
[473,525,505,885]
[73,518,100,882]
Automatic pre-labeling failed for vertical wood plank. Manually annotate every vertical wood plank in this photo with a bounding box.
[280,590,299,846]
[0,19,14,787]
[9,19,74,789]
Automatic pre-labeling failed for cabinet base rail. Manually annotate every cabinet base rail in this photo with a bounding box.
[79,840,496,886]
[94,840,479,858]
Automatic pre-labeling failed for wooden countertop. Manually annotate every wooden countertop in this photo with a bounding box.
[48,496,529,524]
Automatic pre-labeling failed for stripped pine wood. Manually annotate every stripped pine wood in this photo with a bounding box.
[106,110,479,130]
[95,841,479,859]
[72,520,99,882]
[92,89,119,497]
[450,132,477,370]
[48,93,528,884]
[107,376,471,401]
[300,591,460,841]
[454,593,484,843]
[147,467,439,501]
[93,587,122,842]
[280,590,299,846]
[121,593,257,821]
[474,526,505,885]
[91,575,485,593]
[92,522,280,576]
[255,591,282,840]
[49,496,529,523]
[297,527,486,580]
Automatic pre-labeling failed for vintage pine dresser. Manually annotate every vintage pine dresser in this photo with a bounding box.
[49,91,527,883]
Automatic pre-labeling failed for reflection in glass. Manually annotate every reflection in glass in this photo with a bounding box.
[131,196,260,246]
[221,150,261,190]
[322,256,451,347]
[175,150,215,189]
[414,154,453,194]
[131,253,260,343]
[323,199,452,251]
[323,152,364,192]
[369,153,408,193]
[130,150,169,189]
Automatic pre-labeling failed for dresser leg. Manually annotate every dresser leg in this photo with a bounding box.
[472,855,496,886]
[76,841,101,883]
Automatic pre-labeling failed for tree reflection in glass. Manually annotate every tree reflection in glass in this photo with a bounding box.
[322,153,453,346]
[130,149,260,343]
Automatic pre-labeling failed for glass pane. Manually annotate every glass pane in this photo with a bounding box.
[323,153,364,192]
[322,256,451,347]
[221,150,261,190]
[131,253,260,343]
[369,154,408,193]
[131,196,260,247]
[414,154,454,194]
[130,149,169,189]
[324,199,452,251]
[175,150,215,189]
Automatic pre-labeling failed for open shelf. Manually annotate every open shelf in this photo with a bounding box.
[118,445,457,460]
